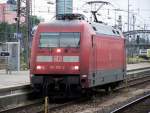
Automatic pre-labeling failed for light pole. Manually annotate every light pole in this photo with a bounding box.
[127,0,130,62]
[47,1,54,13]
[16,0,20,37]
[128,0,130,37]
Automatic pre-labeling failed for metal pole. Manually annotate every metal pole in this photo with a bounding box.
[18,41,20,71]
[17,0,20,35]
[115,9,116,27]
[3,5,7,42]
[43,78,49,113]
[132,14,135,31]
[132,14,135,58]
[16,0,21,71]
[26,0,30,68]
[128,0,130,33]
[127,0,130,62]
[44,96,49,113]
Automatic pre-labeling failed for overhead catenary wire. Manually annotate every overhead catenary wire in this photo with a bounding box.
[34,0,150,29]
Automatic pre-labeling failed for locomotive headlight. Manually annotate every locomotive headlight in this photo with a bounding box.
[74,66,79,70]
[36,65,42,70]
[56,48,61,53]
[36,65,45,70]
[82,75,87,78]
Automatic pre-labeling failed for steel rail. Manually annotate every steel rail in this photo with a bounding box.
[110,93,150,113]
[0,67,150,113]
[36,97,89,113]
[0,96,88,113]
[117,75,150,90]
[0,99,43,113]
[0,66,149,97]
[126,75,149,83]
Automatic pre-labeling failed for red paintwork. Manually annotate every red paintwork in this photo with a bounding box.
[90,35,125,71]
[30,21,90,76]
[31,48,80,74]
[30,20,126,88]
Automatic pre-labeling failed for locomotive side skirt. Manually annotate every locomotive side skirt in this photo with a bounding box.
[88,68,124,87]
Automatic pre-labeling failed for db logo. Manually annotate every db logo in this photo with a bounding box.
[53,56,63,62]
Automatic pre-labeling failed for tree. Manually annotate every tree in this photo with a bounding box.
[0,22,16,42]
[31,16,40,27]
[0,15,40,42]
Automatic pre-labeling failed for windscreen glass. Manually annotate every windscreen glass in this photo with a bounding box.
[39,32,80,48]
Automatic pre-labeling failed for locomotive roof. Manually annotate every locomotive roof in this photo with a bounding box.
[38,20,123,37]
[91,22,123,37]
[39,20,86,27]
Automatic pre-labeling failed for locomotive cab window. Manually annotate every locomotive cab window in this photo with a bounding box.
[39,32,80,48]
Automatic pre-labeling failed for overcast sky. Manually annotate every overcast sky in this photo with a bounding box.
[0,0,150,30]
[31,0,150,30]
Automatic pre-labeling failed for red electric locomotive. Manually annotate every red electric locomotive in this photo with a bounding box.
[30,14,126,97]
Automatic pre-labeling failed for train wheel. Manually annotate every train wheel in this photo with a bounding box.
[105,86,112,94]
[110,84,117,91]
[82,89,93,98]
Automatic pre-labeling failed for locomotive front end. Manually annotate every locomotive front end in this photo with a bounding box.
[34,32,80,75]
[30,22,85,97]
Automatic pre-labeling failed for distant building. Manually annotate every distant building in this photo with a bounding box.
[0,3,25,24]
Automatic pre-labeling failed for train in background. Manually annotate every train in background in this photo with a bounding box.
[139,49,150,59]
[30,14,126,97]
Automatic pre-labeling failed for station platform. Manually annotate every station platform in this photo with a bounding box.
[0,70,30,89]
[0,62,150,89]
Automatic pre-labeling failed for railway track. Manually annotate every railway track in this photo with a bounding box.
[0,67,150,113]
[110,92,150,113]
[0,99,43,113]
[118,75,150,90]
[0,96,88,113]
[36,97,88,113]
